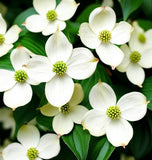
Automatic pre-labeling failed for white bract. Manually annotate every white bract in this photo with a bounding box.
[24,0,79,36]
[26,29,98,107]
[82,82,148,147]
[2,125,60,160]
[79,6,133,69]
[117,44,152,87]
[0,46,40,109]
[0,14,21,57]
[40,83,88,135]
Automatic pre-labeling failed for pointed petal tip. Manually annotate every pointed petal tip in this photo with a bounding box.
[22,22,26,26]
[98,79,102,83]
[147,100,150,104]
[77,3,80,6]
[111,66,115,70]
[17,44,22,48]
[122,144,126,149]
[57,134,61,138]
[13,107,16,111]
[138,84,143,88]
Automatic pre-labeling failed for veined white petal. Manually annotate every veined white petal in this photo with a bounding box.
[3,143,27,160]
[10,46,30,71]
[69,83,84,107]
[96,43,124,68]
[116,44,131,72]
[25,14,48,33]
[79,23,101,49]
[89,82,116,111]
[145,29,152,42]
[117,92,147,121]
[89,6,116,34]
[69,105,88,124]
[45,74,74,107]
[42,19,66,36]
[66,47,98,80]
[4,83,32,109]
[40,103,59,117]
[37,134,60,159]
[0,43,13,57]
[0,13,7,34]
[53,113,74,135]
[82,109,109,137]
[17,125,40,149]
[126,63,145,86]
[0,69,15,92]
[4,25,21,44]
[111,22,133,45]
[33,0,56,15]
[106,118,133,147]
[45,29,72,63]
[56,0,78,21]
[26,77,40,85]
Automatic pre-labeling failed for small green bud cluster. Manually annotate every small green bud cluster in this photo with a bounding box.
[61,103,71,114]
[14,70,28,82]
[138,33,146,43]
[129,51,141,63]
[98,30,111,42]
[0,34,5,45]
[46,10,57,21]
[53,61,67,76]
[106,106,121,120]
[27,147,38,160]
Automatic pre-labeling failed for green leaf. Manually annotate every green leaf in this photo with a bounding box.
[119,0,143,20]
[0,52,13,70]
[138,19,152,30]
[62,125,91,160]
[142,0,152,19]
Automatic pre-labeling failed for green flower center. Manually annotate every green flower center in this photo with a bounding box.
[27,148,38,160]
[129,51,141,63]
[46,10,57,21]
[138,33,146,43]
[0,34,5,45]
[14,70,28,82]
[53,61,67,76]
[61,103,71,114]
[106,106,121,120]
[98,30,111,42]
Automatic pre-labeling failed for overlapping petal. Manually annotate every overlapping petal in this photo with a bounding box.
[0,13,7,34]
[0,43,13,57]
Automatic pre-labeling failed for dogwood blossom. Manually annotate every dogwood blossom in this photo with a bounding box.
[2,125,60,160]
[40,83,88,135]
[26,29,98,107]
[82,82,148,147]
[24,0,79,36]
[0,14,21,57]
[79,6,133,69]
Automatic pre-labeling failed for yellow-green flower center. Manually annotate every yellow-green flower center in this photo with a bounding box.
[129,51,141,63]
[14,70,28,82]
[106,106,121,120]
[53,61,67,76]
[61,103,71,114]
[0,34,5,45]
[46,10,57,21]
[98,30,111,42]
[27,148,38,160]
[138,33,146,43]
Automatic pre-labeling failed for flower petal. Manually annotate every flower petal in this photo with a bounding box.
[0,13,7,34]
[145,29,152,42]
[4,83,32,109]
[117,92,147,121]
[0,69,15,92]
[40,103,59,117]
[45,30,72,63]
[0,43,13,57]
[4,25,21,44]
[69,105,88,124]
[126,63,145,86]
[111,22,133,45]
[37,133,60,159]
[89,6,116,34]
[25,14,48,33]
[33,0,56,15]
[66,47,98,80]
[17,125,40,149]
[79,23,101,49]
[106,118,133,147]
[82,109,109,136]
[96,43,124,68]
[89,82,116,110]
[56,0,78,21]
[45,74,74,107]
[53,113,74,135]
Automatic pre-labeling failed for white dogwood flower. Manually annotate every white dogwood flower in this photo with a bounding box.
[26,30,98,107]
[40,83,88,135]
[79,6,133,69]
[0,46,40,109]
[82,82,148,147]
[117,44,152,87]
[0,14,21,57]
[24,0,79,36]
[2,125,60,160]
